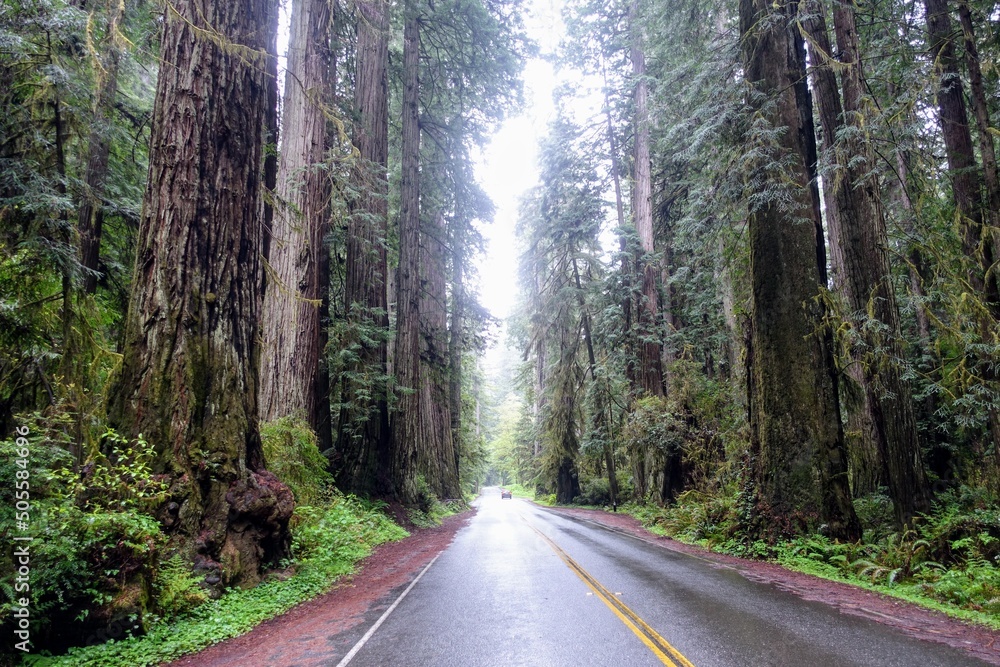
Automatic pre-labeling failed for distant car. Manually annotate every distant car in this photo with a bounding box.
[501,489,512,499]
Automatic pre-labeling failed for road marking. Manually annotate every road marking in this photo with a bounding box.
[527,521,696,667]
[335,553,441,667]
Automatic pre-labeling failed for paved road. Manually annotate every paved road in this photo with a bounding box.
[339,490,993,667]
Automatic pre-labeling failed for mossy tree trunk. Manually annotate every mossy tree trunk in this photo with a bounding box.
[629,0,664,400]
[77,0,124,296]
[924,0,1000,475]
[109,0,292,587]
[421,210,461,499]
[739,0,860,541]
[803,0,930,526]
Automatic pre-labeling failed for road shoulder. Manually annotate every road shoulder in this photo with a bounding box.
[543,504,1000,666]
[166,509,474,667]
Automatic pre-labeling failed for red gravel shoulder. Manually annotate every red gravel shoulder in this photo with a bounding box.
[165,510,474,667]
[547,505,1000,666]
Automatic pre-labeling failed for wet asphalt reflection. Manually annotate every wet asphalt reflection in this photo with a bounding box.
[340,489,993,667]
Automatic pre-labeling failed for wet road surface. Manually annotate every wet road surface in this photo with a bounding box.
[338,490,994,666]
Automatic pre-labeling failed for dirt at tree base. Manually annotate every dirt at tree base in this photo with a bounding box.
[166,503,1000,667]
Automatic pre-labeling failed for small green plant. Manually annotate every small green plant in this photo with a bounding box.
[851,528,932,585]
[153,555,208,621]
[64,429,169,513]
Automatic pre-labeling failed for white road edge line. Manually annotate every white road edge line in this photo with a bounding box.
[335,552,442,667]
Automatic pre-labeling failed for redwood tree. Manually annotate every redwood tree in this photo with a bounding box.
[260,0,332,450]
[109,0,292,586]
[336,0,392,495]
[390,6,422,504]
[803,0,930,525]
[739,0,859,540]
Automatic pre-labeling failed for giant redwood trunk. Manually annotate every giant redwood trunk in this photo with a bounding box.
[447,218,465,472]
[629,0,664,399]
[337,0,391,495]
[924,0,1000,464]
[260,0,332,449]
[739,0,859,540]
[923,0,998,314]
[421,210,461,499]
[390,10,422,504]
[803,0,930,525]
[629,0,672,503]
[109,0,292,587]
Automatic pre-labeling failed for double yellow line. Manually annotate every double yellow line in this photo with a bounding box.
[528,522,696,667]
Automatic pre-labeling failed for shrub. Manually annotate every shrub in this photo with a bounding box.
[152,555,207,621]
[27,491,409,666]
[260,417,334,506]
[0,421,167,651]
[576,476,611,507]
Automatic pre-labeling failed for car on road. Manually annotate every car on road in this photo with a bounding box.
[501,489,512,499]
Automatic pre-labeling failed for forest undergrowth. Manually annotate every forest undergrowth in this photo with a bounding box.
[0,416,458,667]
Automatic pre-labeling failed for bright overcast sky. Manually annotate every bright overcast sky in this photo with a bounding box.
[474,0,562,320]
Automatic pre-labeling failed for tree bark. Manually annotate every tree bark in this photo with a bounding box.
[924,0,1000,465]
[337,0,392,496]
[739,0,859,540]
[109,0,292,587]
[923,0,998,314]
[421,211,461,498]
[804,0,930,524]
[77,0,124,295]
[391,10,422,504]
[956,0,1000,239]
[448,217,465,473]
[629,0,664,399]
[260,0,332,451]
[574,258,618,506]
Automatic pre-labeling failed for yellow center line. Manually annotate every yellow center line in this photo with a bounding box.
[526,520,697,667]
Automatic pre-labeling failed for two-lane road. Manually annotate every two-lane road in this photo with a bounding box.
[339,490,995,666]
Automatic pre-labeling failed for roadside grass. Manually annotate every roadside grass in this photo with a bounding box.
[619,488,1000,631]
[23,492,409,667]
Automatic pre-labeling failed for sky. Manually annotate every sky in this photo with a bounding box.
[474,0,563,321]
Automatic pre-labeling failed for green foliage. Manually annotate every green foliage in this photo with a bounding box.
[260,416,333,506]
[67,428,169,512]
[151,555,207,621]
[535,493,557,506]
[25,492,407,666]
[291,492,408,570]
[621,397,687,462]
[765,486,1000,625]
[576,475,611,507]
[406,475,446,528]
[853,490,896,540]
[0,419,166,646]
[622,490,738,547]
[327,311,395,440]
